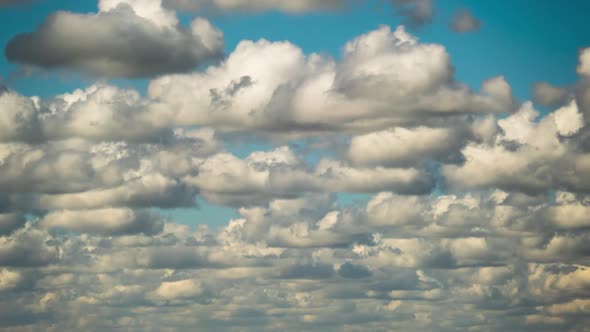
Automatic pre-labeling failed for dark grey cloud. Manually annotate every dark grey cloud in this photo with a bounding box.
[145,247,216,269]
[0,229,60,267]
[337,262,372,279]
[533,82,569,106]
[0,214,26,235]
[279,263,335,279]
[5,4,223,78]
[575,78,590,121]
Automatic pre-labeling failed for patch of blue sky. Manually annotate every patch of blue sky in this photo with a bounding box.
[157,198,239,230]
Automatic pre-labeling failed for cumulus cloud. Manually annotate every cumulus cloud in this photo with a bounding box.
[451,9,481,33]
[0,128,218,217]
[183,147,433,206]
[5,0,223,77]
[443,101,586,194]
[1,26,515,144]
[0,90,43,142]
[348,126,469,167]
[0,228,60,267]
[39,208,165,236]
[148,279,206,302]
[149,25,515,136]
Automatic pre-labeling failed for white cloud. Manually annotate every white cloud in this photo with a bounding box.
[577,48,590,76]
[149,26,515,136]
[348,126,468,167]
[552,100,584,136]
[149,279,205,301]
[443,101,588,194]
[39,208,164,235]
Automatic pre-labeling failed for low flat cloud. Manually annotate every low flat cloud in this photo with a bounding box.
[163,0,345,13]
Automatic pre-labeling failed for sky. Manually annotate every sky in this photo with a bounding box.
[1,0,590,331]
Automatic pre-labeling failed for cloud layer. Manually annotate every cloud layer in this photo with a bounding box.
[1,19,590,332]
[163,0,345,13]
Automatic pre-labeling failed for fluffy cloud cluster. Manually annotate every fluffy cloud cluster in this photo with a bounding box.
[2,25,515,140]
[443,100,586,194]
[149,25,515,136]
[2,188,590,331]
[5,0,223,77]
[1,24,590,331]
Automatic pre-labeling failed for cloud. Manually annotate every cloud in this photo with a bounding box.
[1,187,589,330]
[0,228,60,267]
[279,263,335,279]
[2,26,515,145]
[148,279,206,302]
[337,262,372,278]
[0,214,26,236]
[39,208,165,236]
[5,0,223,78]
[577,48,590,76]
[149,25,516,136]
[0,90,43,143]
[41,85,173,142]
[533,82,569,106]
[451,9,481,33]
[392,0,433,27]
[443,101,586,194]
[34,174,197,210]
[184,147,434,206]
[162,0,345,13]
[348,126,469,167]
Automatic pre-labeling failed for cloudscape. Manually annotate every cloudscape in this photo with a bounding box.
[1,1,590,331]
